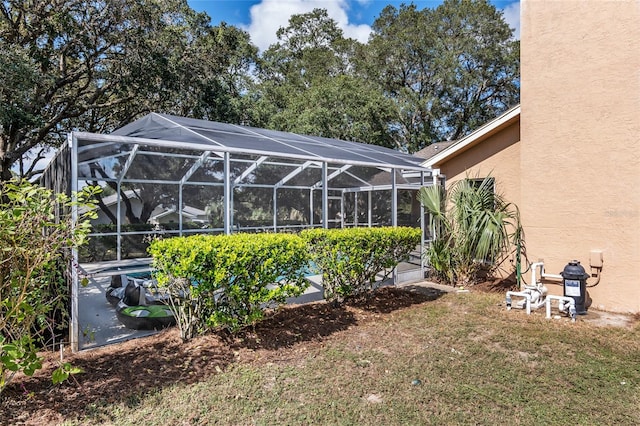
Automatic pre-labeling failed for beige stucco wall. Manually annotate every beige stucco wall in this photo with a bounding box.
[432,120,521,279]
[521,0,640,313]
[438,121,521,209]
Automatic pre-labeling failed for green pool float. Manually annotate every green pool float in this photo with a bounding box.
[116,302,176,330]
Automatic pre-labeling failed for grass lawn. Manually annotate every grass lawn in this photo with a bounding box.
[6,288,640,425]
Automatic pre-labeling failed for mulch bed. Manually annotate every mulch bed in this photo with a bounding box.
[2,286,448,425]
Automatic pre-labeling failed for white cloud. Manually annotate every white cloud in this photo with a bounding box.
[243,0,372,52]
[502,1,520,40]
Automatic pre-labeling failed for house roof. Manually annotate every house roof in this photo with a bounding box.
[96,189,137,208]
[414,141,456,160]
[421,105,521,169]
[150,205,206,222]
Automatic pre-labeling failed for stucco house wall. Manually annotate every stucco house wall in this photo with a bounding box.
[422,0,640,313]
[424,108,522,280]
[520,0,640,313]
[438,120,521,210]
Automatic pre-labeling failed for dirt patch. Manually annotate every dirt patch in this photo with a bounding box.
[579,310,638,329]
[1,286,445,425]
[471,277,518,293]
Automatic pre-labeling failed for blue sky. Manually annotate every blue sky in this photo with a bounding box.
[187,0,521,52]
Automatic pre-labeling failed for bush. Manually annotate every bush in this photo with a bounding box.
[301,227,421,302]
[418,176,523,286]
[149,233,310,340]
[0,180,98,395]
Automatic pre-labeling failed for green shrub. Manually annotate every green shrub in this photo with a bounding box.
[418,176,523,286]
[0,180,98,395]
[149,233,310,340]
[301,227,421,302]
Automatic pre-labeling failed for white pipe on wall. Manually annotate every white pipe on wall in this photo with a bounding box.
[542,272,563,280]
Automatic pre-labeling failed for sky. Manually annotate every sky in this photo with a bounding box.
[187,0,521,52]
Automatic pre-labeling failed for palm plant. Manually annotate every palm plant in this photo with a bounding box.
[418,176,523,286]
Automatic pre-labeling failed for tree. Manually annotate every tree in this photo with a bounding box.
[267,75,396,148]
[0,0,257,181]
[248,9,396,147]
[365,0,520,152]
[260,8,353,87]
[184,23,257,123]
[88,20,257,131]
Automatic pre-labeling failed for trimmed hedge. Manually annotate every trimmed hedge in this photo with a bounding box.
[149,227,421,340]
[149,233,309,339]
[301,227,421,302]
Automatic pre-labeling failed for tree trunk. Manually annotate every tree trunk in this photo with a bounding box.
[0,155,14,182]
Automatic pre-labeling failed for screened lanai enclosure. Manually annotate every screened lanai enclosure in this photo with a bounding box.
[42,113,433,350]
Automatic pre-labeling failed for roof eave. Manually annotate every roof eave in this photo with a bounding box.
[422,105,521,169]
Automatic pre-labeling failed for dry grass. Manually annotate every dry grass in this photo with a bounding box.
[6,288,640,425]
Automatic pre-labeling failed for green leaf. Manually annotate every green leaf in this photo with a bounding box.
[23,359,43,376]
[51,368,69,385]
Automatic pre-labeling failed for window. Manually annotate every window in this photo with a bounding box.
[467,177,495,193]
